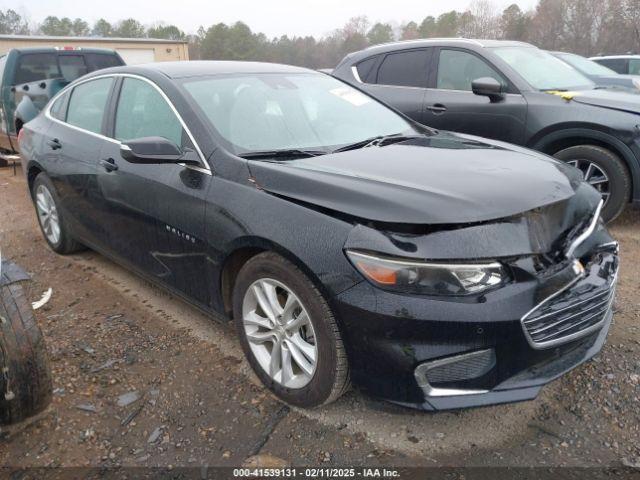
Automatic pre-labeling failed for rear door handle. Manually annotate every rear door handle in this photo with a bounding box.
[426,104,447,114]
[99,157,118,172]
[47,138,62,150]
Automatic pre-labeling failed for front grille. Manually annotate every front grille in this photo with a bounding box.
[522,256,617,348]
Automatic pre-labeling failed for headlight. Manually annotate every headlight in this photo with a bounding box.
[346,250,506,296]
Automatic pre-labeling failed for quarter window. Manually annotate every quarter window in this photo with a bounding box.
[49,91,69,121]
[376,50,430,88]
[437,49,505,91]
[355,56,378,83]
[629,59,640,75]
[115,77,184,147]
[66,77,114,134]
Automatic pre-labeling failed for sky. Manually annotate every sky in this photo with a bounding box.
[4,0,539,38]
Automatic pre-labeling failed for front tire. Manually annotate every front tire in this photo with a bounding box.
[32,173,83,254]
[233,252,349,408]
[554,145,631,223]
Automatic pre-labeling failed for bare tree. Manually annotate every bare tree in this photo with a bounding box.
[622,0,640,51]
[562,0,606,55]
[460,0,501,38]
[528,0,567,50]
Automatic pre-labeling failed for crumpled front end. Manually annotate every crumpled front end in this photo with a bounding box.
[333,187,618,410]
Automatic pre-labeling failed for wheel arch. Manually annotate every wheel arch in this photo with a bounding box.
[26,161,44,197]
[530,127,638,202]
[219,236,334,319]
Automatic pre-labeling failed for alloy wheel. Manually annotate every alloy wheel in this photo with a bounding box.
[35,185,61,245]
[566,159,610,205]
[242,278,318,389]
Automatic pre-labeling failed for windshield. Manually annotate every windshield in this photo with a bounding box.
[181,73,415,154]
[492,47,594,91]
[556,53,617,76]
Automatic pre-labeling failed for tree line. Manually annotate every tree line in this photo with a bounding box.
[0,0,639,69]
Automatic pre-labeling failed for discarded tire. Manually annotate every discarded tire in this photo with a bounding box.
[0,261,52,426]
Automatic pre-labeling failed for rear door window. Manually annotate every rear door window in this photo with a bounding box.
[85,53,123,72]
[376,50,430,88]
[66,77,114,134]
[58,55,88,82]
[436,49,505,91]
[14,53,61,84]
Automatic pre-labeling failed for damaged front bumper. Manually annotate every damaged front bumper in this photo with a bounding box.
[408,309,613,410]
[333,196,618,410]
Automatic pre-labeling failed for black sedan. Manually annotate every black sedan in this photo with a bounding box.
[332,39,640,222]
[19,61,618,410]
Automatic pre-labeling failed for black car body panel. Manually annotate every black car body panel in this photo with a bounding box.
[19,61,618,410]
[332,39,640,207]
[249,133,587,225]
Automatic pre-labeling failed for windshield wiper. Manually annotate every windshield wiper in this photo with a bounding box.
[239,149,326,160]
[332,133,424,153]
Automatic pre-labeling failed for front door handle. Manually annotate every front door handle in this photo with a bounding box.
[426,104,447,114]
[47,138,62,150]
[99,157,118,172]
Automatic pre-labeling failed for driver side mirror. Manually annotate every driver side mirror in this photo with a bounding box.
[120,136,199,165]
[472,77,505,102]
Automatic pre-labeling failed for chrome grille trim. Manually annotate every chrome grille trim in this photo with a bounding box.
[527,289,615,335]
[565,200,603,258]
[520,258,617,350]
[523,288,610,324]
[414,349,493,397]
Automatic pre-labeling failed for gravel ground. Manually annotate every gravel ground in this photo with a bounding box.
[0,166,638,471]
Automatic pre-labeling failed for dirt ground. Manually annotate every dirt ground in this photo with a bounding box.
[0,166,638,472]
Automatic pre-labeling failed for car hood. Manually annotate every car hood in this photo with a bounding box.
[568,88,640,113]
[248,133,585,225]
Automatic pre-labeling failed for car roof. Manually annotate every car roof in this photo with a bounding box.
[101,60,315,79]
[11,46,119,55]
[360,38,533,55]
[590,55,640,59]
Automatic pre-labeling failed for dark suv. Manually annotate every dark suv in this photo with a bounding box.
[333,39,640,222]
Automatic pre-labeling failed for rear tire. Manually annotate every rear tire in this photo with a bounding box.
[233,252,349,408]
[554,145,630,223]
[32,173,84,254]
